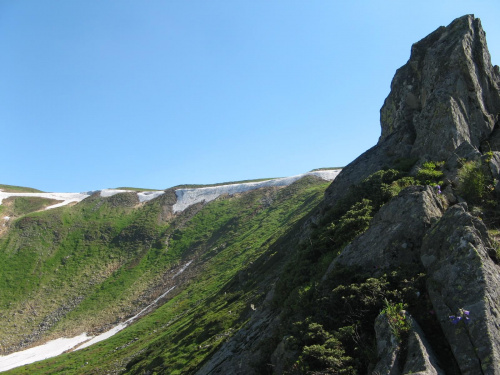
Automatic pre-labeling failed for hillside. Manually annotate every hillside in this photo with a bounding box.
[0,172,337,373]
[2,14,500,375]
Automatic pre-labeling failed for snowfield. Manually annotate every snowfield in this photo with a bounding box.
[172,170,341,213]
[0,170,341,214]
[137,190,165,202]
[0,189,162,211]
[0,334,90,372]
[0,192,91,210]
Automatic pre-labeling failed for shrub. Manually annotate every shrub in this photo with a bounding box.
[457,160,489,203]
[416,161,444,185]
[326,199,374,248]
[298,322,355,374]
[381,300,410,343]
[388,176,417,197]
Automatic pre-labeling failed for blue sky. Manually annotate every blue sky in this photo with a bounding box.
[1,1,500,192]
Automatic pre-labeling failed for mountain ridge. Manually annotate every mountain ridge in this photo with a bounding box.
[2,14,500,375]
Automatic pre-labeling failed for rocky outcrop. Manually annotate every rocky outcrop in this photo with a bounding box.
[325,14,500,206]
[421,203,500,374]
[324,14,500,375]
[335,183,500,373]
[195,308,279,375]
[373,312,443,375]
[333,185,444,273]
[380,15,500,160]
[328,180,500,373]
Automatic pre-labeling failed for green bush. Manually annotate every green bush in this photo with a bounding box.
[326,199,374,249]
[388,176,417,197]
[381,300,410,343]
[457,160,489,203]
[298,322,355,374]
[416,161,444,185]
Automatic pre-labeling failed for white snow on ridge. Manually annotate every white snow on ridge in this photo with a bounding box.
[0,189,166,211]
[99,189,131,198]
[99,189,165,202]
[0,170,341,214]
[0,192,91,210]
[172,169,341,213]
[137,191,165,202]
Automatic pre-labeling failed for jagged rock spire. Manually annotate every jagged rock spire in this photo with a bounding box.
[325,15,500,206]
[380,14,500,159]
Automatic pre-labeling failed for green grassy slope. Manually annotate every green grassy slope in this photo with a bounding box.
[0,196,62,217]
[0,176,330,374]
[0,184,43,193]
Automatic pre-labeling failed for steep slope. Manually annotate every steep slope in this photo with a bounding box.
[187,14,500,375]
[0,175,333,373]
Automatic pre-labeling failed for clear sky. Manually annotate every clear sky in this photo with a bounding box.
[1,1,500,192]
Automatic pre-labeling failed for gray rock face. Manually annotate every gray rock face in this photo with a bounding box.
[326,14,500,206]
[334,186,444,273]
[404,327,443,375]
[380,15,500,160]
[421,203,500,374]
[325,14,500,375]
[324,140,411,208]
[373,312,443,375]
[332,188,500,374]
[373,313,400,375]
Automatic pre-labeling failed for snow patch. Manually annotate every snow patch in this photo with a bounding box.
[75,323,127,351]
[0,286,177,370]
[99,189,165,202]
[0,192,91,210]
[0,190,167,211]
[99,189,131,198]
[172,170,340,213]
[0,333,90,372]
[0,170,339,214]
[137,191,165,202]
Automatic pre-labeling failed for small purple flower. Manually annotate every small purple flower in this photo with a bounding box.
[435,185,442,194]
[450,309,471,325]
